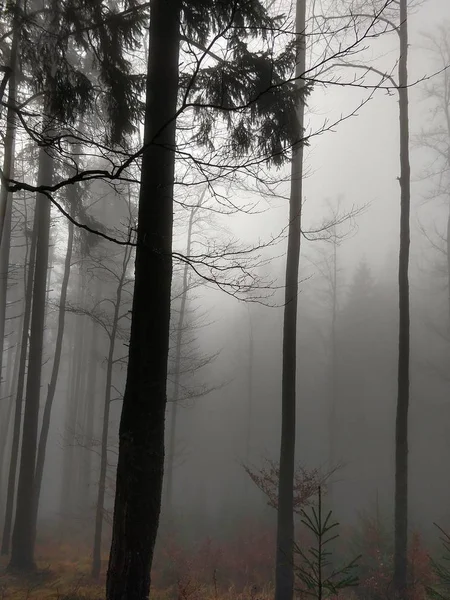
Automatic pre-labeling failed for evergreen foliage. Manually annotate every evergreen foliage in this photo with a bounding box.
[427,525,450,600]
[180,0,306,165]
[294,488,360,600]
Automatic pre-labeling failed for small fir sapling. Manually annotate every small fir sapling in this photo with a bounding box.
[294,487,360,600]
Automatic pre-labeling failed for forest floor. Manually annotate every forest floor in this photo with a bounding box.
[0,550,104,600]
[0,550,274,600]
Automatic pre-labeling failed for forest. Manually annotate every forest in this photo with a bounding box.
[1,0,450,599]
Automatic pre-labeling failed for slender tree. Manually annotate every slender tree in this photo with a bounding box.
[164,190,206,514]
[394,0,411,593]
[33,210,75,536]
[92,243,133,579]
[9,124,54,572]
[1,198,36,556]
[276,2,307,600]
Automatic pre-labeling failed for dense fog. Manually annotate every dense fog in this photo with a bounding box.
[2,0,450,598]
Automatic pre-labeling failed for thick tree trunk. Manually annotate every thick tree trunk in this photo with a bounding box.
[92,247,131,579]
[1,208,36,556]
[394,1,411,596]
[9,138,53,571]
[275,2,306,600]
[106,2,181,598]
[33,215,74,538]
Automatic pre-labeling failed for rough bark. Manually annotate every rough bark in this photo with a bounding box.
[106,2,181,598]
[9,137,53,571]
[394,0,411,596]
[1,207,36,556]
[275,2,306,600]
[92,245,132,579]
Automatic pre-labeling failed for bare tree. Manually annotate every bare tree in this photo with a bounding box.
[276,2,307,600]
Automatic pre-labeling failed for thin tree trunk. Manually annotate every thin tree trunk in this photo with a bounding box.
[106,2,181,598]
[33,216,74,538]
[9,136,53,571]
[1,203,36,556]
[328,236,338,503]
[447,211,450,326]
[60,271,87,521]
[79,279,102,516]
[394,0,411,595]
[0,300,26,524]
[0,5,19,249]
[165,192,204,514]
[0,18,18,404]
[245,305,254,466]
[275,2,306,600]
[92,246,131,579]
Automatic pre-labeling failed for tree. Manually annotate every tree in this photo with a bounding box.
[276,1,307,599]
[333,1,411,591]
[7,0,145,569]
[395,2,411,593]
[106,1,301,597]
[1,200,36,556]
[164,188,207,515]
[89,237,134,579]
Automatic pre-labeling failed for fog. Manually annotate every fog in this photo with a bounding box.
[1,0,450,597]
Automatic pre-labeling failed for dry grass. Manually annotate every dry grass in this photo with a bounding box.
[0,555,274,600]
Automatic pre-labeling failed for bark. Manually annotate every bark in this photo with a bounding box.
[0,6,19,249]
[106,2,181,598]
[92,246,132,579]
[1,206,36,556]
[275,1,306,599]
[245,305,254,465]
[79,278,102,515]
[0,18,19,418]
[9,138,53,571]
[60,272,87,521]
[447,212,450,325]
[33,215,74,537]
[164,194,203,514]
[394,0,411,596]
[327,236,338,504]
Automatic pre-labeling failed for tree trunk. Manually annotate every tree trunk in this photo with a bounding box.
[0,18,18,425]
[106,2,181,598]
[33,215,74,538]
[9,137,53,571]
[164,195,202,514]
[60,271,87,522]
[79,279,102,517]
[447,211,450,326]
[245,305,254,466]
[1,206,36,556]
[328,235,338,504]
[394,1,411,596]
[0,6,19,249]
[92,246,131,579]
[275,2,306,600]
